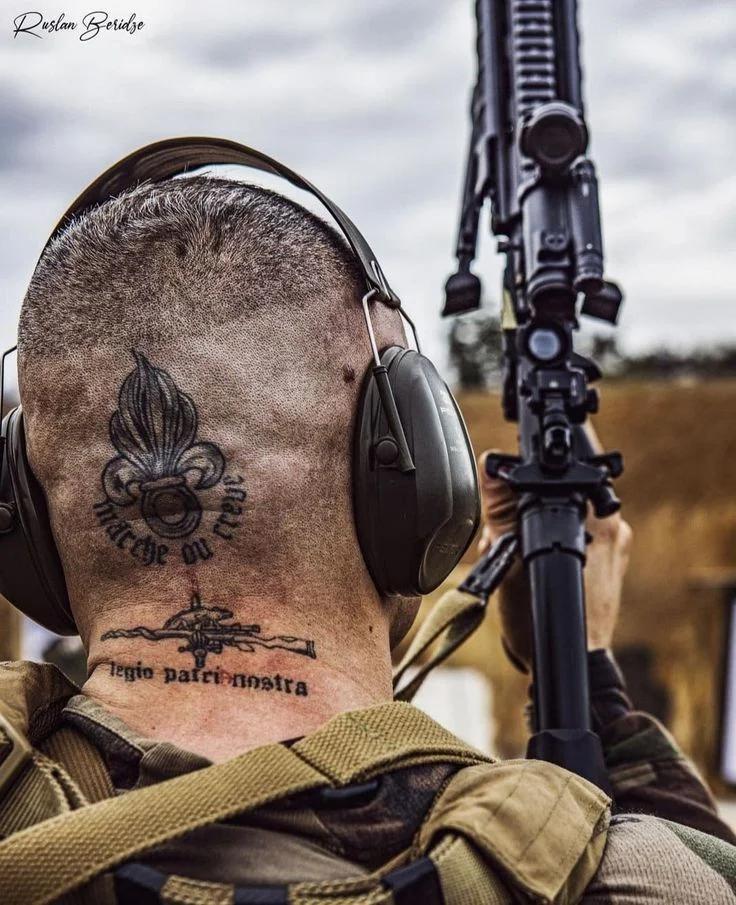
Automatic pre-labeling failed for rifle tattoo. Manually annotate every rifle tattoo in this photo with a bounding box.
[101,592,317,669]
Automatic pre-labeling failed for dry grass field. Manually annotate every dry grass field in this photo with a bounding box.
[410,378,736,787]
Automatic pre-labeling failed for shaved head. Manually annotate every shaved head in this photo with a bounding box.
[18,176,415,654]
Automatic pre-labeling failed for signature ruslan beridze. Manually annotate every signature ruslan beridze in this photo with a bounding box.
[12,11,145,41]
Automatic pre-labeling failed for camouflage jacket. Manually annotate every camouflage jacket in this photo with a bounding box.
[587,648,735,845]
[53,648,736,902]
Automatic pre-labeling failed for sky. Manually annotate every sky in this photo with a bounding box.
[1,0,735,394]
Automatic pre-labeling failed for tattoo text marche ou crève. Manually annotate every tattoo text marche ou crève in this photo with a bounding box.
[101,592,317,670]
[93,351,246,566]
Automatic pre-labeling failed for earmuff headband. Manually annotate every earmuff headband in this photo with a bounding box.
[23,136,417,472]
[47,136,400,307]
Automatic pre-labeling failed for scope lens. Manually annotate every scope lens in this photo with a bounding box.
[527,327,563,362]
[536,122,576,165]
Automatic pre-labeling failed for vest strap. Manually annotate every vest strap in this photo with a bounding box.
[0,701,490,905]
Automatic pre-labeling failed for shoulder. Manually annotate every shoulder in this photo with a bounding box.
[585,813,736,903]
[0,660,78,801]
[0,659,76,737]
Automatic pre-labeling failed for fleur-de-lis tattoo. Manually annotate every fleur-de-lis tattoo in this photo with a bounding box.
[102,351,225,539]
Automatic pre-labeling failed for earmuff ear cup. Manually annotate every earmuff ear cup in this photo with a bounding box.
[0,408,75,634]
[353,346,480,596]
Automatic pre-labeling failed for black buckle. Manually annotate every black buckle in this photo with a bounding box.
[382,856,444,905]
[459,532,519,600]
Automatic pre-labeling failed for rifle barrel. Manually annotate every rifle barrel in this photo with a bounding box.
[444,0,623,793]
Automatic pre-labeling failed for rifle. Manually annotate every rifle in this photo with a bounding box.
[444,0,623,792]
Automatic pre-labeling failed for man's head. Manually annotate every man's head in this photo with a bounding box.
[18,176,417,658]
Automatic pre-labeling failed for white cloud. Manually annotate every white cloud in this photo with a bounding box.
[0,0,734,382]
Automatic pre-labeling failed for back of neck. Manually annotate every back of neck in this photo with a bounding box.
[81,589,393,762]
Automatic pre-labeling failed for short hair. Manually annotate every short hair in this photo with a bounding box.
[19,176,364,357]
[17,177,405,640]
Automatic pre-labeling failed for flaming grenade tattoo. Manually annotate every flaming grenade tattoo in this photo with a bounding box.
[94,352,245,566]
[101,351,225,539]
[101,593,317,669]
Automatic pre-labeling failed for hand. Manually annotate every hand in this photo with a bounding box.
[477,430,632,671]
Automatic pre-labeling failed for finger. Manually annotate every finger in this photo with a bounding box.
[478,450,518,534]
[583,421,604,454]
[478,525,493,555]
[585,506,620,540]
[478,450,510,495]
[585,500,623,549]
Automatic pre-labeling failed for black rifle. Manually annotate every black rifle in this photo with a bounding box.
[444,0,623,792]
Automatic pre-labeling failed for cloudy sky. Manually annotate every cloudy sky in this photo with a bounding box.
[1,0,734,391]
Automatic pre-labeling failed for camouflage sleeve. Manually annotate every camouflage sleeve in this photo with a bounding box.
[584,813,736,902]
[589,649,736,845]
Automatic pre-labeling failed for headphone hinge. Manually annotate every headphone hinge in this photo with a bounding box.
[372,366,415,474]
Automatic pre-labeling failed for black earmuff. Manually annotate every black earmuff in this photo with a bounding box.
[354,347,480,597]
[0,408,74,633]
[0,137,481,633]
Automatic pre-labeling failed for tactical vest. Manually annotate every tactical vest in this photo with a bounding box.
[0,657,610,905]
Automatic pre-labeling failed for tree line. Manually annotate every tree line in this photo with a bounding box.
[449,311,736,390]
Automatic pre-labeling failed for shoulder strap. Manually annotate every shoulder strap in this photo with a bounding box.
[0,701,489,905]
[0,661,80,800]
[0,662,113,839]
[0,727,117,905]
[393,534,518,702]
[38,726,115,805]
[393,587,487,702]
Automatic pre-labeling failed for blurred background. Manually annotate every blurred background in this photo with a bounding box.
[1,1,735,794]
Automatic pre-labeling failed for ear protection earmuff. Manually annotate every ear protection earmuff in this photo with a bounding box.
[0,407,72,633]
[0,137,480,633]
[354,346,480,596]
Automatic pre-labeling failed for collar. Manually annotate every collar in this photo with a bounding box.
[62,694,211,789]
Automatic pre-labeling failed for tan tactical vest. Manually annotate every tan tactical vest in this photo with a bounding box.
[0,655,610,905]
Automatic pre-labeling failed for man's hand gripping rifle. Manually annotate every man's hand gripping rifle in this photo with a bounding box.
[444,0,624,792]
